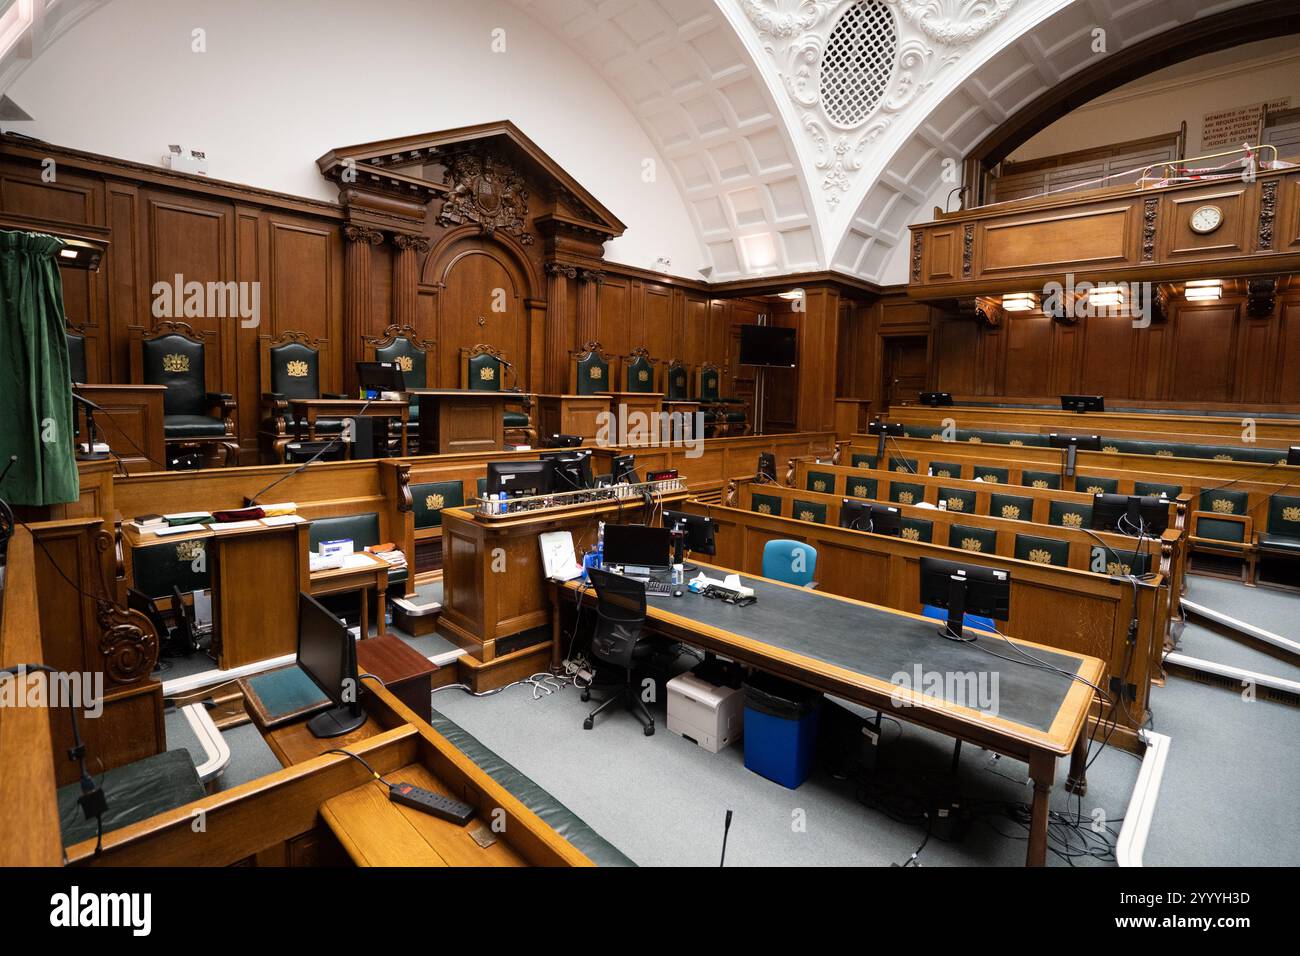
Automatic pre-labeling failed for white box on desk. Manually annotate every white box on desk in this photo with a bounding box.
[666,672,744,753]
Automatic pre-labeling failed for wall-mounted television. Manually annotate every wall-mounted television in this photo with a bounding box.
[739,325,797,368]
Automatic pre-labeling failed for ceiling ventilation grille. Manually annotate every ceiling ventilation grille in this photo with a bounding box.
[819,0,897,129]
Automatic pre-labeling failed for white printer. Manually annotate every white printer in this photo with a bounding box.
[666,670,744,753]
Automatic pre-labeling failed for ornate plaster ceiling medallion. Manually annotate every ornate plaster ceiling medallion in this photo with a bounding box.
[740,0,1020,207]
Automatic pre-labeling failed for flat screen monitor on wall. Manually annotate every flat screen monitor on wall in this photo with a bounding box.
[739,325,797,368]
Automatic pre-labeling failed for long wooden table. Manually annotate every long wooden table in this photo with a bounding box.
[552,563,1104,866]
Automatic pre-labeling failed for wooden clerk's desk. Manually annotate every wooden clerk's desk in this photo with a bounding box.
[74,383,166,471]
[533,394,609,442]
[551,563,1104,867]
[289,397,409,450]
[123,521,310,670]
[309,551,389,638]
[408,389,515,454]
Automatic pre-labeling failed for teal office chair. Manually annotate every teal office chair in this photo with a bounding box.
[762,540,817,588]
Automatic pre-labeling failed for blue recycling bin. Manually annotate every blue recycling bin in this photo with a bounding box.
[742,673,821,789]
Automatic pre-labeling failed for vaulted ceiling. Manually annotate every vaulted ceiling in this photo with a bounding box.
[2,0,1277,283]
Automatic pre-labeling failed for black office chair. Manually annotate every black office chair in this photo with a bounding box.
[127,587,194,665]
[582,567,656,736]
[171,585,201,655]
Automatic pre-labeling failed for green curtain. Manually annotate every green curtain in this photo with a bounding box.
[0,230,78,506]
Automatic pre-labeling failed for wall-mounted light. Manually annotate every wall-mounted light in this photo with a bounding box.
[1002,292,1036,312]
[1184,279,1222,301]
[777,288,804,301]
[1087,285,1125,308]
[56,239,104,271]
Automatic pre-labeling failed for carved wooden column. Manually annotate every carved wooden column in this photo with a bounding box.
[545,261,576,393]
[576,268,604,349]
[391,233,430,330]
[343,224,384,393]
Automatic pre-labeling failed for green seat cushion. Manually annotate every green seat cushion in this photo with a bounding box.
[937,486,976,514]
[1266,496,1300,540]
[503,411,530,428]
[1196,515,1247,543]
[1259,533,1300,554]
[751,493,782,517]
[427,707,634,866]
[163,414,227,438]
[805,470,836,495]
[949,523,997,556]
[990,493,1034,522]
[59,749,205,847]
[850,453,878,469]
[1135,481,1181,498]
[972,466,1009,484]
[889,481,926,507]
[845,476,878,500]
[723,411,747,423]
[1049,500,1092,530]
[1021,470,1060,490]
[792,499,827,524]
[928,461,963,480]
[412,480,465,530]
[900,517,932,543]
[1015,534,1069,567]
[1199,488,1248,516]
[1075,475,1118,496]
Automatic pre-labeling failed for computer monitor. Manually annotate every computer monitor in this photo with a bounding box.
[919,391,954,407]
[486,459,555,497]
[868,419,905,458]
[297,591,366,738]
[603,523,672,574]
[839,500,901,536]
[1061,394,1105,413]
[1289,446,1300,466]
[662,509,716,556]
[543,433,584,448]
[541,449,593,490]
[919,557,1011,641]
[611,454,638,484]
[356,361,406,393]
[1091,493,1169,537]
[757,452,777,483]
[1049,432,1102,478]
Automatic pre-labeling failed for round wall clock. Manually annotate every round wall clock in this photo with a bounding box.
[1189,204,1223,234]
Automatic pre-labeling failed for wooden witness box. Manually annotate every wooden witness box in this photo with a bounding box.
[74,383,166,472]
[409,389,510,454]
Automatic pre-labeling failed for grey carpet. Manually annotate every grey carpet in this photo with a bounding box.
[165,707,282,793]
[430,675,1139,867]
[1172,621,1300,683]
[1143,676,1299,867]
[1185,576,1299,640]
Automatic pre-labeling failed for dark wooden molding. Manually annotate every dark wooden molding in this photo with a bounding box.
[1258,179,1278,251]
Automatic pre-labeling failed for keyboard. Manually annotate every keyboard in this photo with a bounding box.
[644,580,673,594]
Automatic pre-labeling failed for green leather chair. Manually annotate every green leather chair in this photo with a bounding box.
[751,492,783,517]
[137,321,237,466]
[1257,494,1300,588]
[850,453,878,469]
[792,499,828,524]
[698,362,746,435]
[937,486,976,514]
[1021,470,1060,490]
[571,341,612,397]
[889,481,927,507]
[990,492,1034,522]
[66,326,89,384]
[662,360,690,401]
[806,470,836,495]
[258,331,346,463]
[366,324,433,454]
[928,461,964,480]
[1075,475,1119,496]
[462,344,535,446]
[846,476,879,500]
[949,524,997,556]
[1049,500,1092,530]
[623,348,657,393]
[130,538,211,599]
[1015,534,1069,567]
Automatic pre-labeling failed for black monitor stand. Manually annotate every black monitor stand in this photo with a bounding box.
[1063,443,1078,478]
[939,575,969,641]
[1125,495,1144,534]
[308,701,367,738]
[876,431,888,461]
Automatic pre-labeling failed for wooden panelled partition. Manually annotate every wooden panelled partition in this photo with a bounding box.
[0,129,875,462]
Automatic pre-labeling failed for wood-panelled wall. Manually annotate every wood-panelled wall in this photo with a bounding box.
[836,286,1300,411]
[0,136,865,461]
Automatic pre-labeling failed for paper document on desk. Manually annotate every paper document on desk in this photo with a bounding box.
[539,531,584,581]
[341,552,379,569]
[260,514,305,526]
[212,520,261,532]
[153,523,207,537]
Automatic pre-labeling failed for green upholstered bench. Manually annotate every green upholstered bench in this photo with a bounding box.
[427,707,634,867]
[58,749,205,847]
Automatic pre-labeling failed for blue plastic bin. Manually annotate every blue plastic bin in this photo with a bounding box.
[742,673,822,789]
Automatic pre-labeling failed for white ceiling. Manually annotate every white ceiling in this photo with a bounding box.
[2,0,1274,283]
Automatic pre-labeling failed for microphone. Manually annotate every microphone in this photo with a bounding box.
[0,454,16,485]
[72,391,105,413]
[720,809,733,866]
